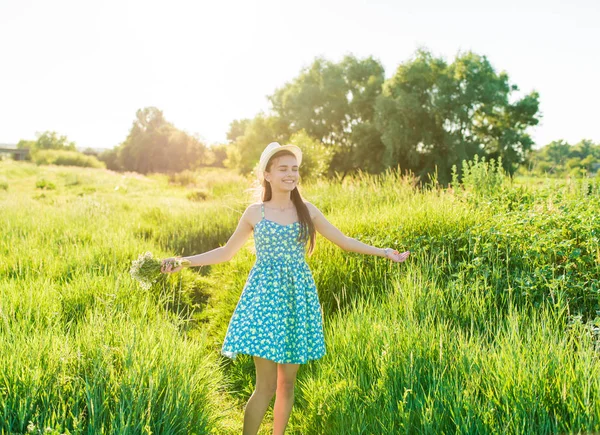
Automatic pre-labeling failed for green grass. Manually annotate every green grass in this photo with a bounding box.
[1,159,599,434]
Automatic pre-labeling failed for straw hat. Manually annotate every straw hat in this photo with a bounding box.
[256,142,302,181]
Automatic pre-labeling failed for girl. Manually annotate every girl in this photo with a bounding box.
[161,142,410,435]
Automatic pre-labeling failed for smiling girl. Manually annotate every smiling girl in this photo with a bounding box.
[161,142,410,435]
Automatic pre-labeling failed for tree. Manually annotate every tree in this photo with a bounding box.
[36,131,77,151]
[99,148,121,171]
[269,55,386,177]
[227,119,251,143]
[204,143,228,167]
[228,113,290,175]
[528,139,600,176]
[16,139,35,150]
[544,140,571,168]
[117,107,172,173]
[571,139,598,160]
[18,131,77,152]
[288,130,333,181]
[114,107,208,174]
[15,139,35,160]
[375,49,540,184]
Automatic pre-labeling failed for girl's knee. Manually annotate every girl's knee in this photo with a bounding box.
[276,378,295,394]
[255,381,278,397]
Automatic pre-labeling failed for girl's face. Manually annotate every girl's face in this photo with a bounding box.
[265,154,299,191]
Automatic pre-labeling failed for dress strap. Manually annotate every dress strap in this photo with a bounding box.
[261,203,265,219]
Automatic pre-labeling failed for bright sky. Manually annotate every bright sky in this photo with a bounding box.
[1,0,598,150]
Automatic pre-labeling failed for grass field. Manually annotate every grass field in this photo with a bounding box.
[1,159,599,434]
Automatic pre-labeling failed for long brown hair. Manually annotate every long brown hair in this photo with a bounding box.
[262,150,316,255]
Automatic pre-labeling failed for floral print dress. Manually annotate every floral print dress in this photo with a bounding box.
[221,203,326,364]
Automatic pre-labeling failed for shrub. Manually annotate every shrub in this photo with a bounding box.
[187,190,209,201]
[452,155,506,196]
[35,179,56,190]
[32,149,105,168]
[64,174,81,186]
[169,170,197,186]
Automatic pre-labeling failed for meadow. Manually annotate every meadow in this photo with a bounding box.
[1,159,599,434]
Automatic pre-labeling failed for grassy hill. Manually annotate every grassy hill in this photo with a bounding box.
[1,159,599,434]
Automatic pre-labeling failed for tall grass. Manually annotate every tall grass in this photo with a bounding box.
[1,159,599,434]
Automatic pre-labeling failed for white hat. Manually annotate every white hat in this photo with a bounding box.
[256,142,302,181]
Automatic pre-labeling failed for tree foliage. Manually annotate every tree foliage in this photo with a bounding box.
[269,55,386,176]
[226,119,250,143]
[104,107,209,174]
[15,139,35,151]
[228,50,541,184]
[17,131,77,154]
[375,49,540,184]
[226,113,290,175]
[528,139,600,176]
[205,143,228,168]
[288,130,333,181]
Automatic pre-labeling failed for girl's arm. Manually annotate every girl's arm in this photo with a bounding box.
[306,202,409,262]
[166,205,255,270]
[186,205,255,266]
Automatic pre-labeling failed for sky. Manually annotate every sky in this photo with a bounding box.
[1,0,598,150]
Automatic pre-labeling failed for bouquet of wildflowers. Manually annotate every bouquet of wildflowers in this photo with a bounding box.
[129,251,191,290]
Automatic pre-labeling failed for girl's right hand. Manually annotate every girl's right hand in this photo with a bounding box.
[384,249,410,263]
[161,257,184,274]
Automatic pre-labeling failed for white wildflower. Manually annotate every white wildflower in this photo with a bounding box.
[129,251,190,290]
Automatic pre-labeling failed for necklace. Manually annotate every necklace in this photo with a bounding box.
[265,202,294,212]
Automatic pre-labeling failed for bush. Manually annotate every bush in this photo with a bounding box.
[35,179,56,190]
[187,190,209,202]
[32,149,105,168]
[98,147,121,171]
[169,170,197,186]
[452,155,506,196]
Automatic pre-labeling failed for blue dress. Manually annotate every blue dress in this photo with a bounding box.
[221,203,326,364]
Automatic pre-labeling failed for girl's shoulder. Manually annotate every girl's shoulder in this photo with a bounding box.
[303,201,320,220]
[303,200,318,210]
[245,201,319,220]
[239,202,263,228]
[250,201,264,214]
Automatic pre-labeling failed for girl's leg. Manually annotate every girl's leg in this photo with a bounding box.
[243,356,278,435]
[273,362,301,435]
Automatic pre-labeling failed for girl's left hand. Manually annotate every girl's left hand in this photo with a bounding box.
[385,249,410,263]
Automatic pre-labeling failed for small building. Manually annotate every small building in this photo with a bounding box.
[0,147,30,161]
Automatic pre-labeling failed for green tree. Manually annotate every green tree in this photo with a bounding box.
[375,49,540,184]
[168,130,208,172]
[36,131,77,151]
[544,140,571,167]
[205,143,228,167]
[226,119,250,143]
[288,130,333,181]
[114,107,208,174]
[16,139,35,150]
[530,139,600,176]
[19,131,77,153]
[269,55,386,177]
[15,139,35,160]
[229,113,290,175]
[571,139,599,161]
[99,148,121,171]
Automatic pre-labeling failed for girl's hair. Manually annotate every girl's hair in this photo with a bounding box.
[262,150,316,255]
